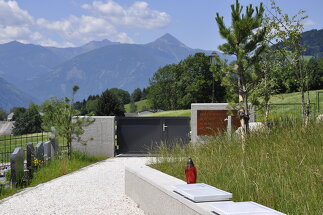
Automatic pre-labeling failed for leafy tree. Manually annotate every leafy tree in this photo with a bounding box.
[41,86,93,156]
[148,64,180,110]
[252,49,281,122]
[0,108,7,121]
[131,88,142,102]
[11,107,26,121]
[96,89,125,116]
[266,0,310,123]
[109,88,131,104]
[215,0,266,136]
[141,88,148,100]
[148,53,225,110]
[307,57,323,90]
[13,104,42,135]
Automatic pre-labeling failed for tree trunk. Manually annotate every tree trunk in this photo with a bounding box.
[265,103,270,123]
[238,66,249,140]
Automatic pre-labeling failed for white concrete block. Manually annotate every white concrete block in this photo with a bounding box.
[209,201,286,215]
[173,183,232,202]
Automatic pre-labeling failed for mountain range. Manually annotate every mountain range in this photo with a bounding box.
[0,77,37,112]
[0,33,223,109]
[1,29,322,111]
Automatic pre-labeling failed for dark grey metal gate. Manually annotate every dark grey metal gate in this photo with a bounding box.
[116,117,190,154]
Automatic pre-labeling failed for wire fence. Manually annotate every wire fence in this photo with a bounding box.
[0,133,68,168]
[255,103,318,122]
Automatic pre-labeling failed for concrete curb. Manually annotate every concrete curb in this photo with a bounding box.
[125,163,232,215]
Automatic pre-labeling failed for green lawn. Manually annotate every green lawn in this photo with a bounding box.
[151,121,323,215]
[141,90,323,120]
[124,99,150,112]
[144,109,190,117]
[269,89,321,104]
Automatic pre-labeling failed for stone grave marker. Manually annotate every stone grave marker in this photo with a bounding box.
[10,147,24,185]
[50,139,58,155]
[44,141,55,160]
[35,142,44,161]
[26,142,35,171]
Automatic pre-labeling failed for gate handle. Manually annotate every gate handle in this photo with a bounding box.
[163,123,168,132]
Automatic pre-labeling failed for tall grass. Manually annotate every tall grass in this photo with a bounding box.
[151,120,323,215]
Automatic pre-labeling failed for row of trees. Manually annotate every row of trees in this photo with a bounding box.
[147,53,226,110]
[74,87,148,115]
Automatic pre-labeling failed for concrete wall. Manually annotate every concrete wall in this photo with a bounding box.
[191,103,255,143]
[0,121,14,135]
[125,163,217,215]
[72,116,115,157]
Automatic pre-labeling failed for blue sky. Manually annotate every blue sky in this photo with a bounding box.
[1,0,322,50]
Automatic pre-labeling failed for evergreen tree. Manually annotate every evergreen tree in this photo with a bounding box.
[216,0,266,137]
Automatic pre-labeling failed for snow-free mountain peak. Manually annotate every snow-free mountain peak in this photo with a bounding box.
[150,33,187,47]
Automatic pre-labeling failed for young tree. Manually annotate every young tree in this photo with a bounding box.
[41,86,93,156]
[252,49,280,122]
[215,0,267,136]
[96,89,125,116]
[266,0,309,123]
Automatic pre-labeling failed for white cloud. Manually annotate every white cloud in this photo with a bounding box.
[0,0,170,46]
[0,26,42,43]
[0,0,33,27]
[303,19,316,28]
[37,15,134,45]
[82,0,171,29]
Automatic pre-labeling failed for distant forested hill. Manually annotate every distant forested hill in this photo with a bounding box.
[301,29,323,57]
[0,77,37,112]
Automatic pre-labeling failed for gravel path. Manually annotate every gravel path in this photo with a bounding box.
[0,157,147,215]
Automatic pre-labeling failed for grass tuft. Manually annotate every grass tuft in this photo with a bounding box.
[151,120,323,215]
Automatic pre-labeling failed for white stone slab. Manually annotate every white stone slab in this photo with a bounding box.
[209,201,286,215]
[173,183,232,202]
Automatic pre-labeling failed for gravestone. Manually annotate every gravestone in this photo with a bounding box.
[35,142,44,161]
[44,141,55,160]
[50,139,58,155]
[26,142,35,171]
[10,147,24,185]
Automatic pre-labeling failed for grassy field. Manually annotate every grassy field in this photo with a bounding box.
[139,90,323,119]
[151,120,323,215]
[124,99,150,112]
[144,109,190,117]
[269,90,320,103]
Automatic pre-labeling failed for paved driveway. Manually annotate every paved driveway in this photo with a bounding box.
[0,157,147,215]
